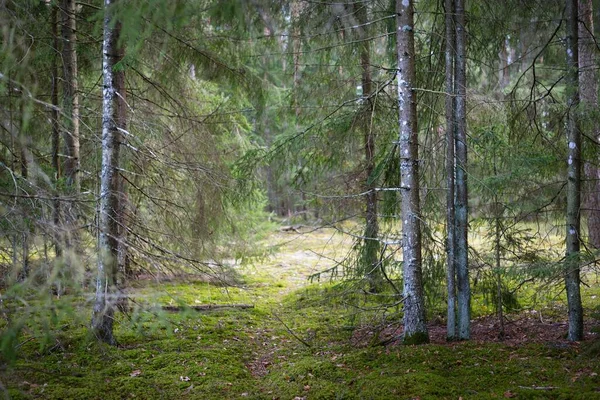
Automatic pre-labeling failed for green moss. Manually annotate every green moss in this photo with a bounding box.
[2,228,600,399]
[403,331,430,345]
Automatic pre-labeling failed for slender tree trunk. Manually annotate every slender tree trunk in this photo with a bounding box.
[91,0,122,345]
[396,0,428,345]
[358,1,381,291]
[51,4,62,258]
[19,135,29,281]
[579,0,600,248]
[565,0,584,342]
[114,22,128,288]
[291,1,309,220]
[454,0,470,340]
[61,0,80,261]
[498,36,510,90]
[444,0,457,341]
[61,0,80,194]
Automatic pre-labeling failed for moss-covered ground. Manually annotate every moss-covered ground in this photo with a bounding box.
[1,227,599,399]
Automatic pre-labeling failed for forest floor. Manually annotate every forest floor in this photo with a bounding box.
[2,226,600,399]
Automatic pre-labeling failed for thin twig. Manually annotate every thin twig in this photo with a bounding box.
[272,312,312,348]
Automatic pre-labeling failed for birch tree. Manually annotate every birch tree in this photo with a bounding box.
[91,0,123,345]
[565,0,584,342]
[396,0,428,345]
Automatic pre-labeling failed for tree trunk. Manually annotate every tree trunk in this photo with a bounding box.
[114,23,128,287]
[396,0,428,345]
[565,0,584,342]
[454,0,471,341]
[51,3,62,258]
[579,0,600,248]
[91,0,122,345]
[498,36,510,90]
[61,0,80,193]
[61,0,80,257]
[444,0,457,341]
[358,1,381,291]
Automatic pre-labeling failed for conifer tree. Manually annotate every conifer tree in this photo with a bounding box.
[565,0,584,342]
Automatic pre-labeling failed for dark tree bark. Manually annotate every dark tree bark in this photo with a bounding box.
[61,0,80,192]
[565,0,584,342]
[91,0,123,345]
[358,1,381,291]
[454,0,470,341]
[396,0,428,345]
[444,0,457,341]
[579,0,600,248]
[61,0,80,256]
[114,23,128,286]
[51,3,62,258]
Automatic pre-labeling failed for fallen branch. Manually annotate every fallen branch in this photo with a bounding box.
[272,312,312,348]
[161,304,254,312]
[279,225,302,233]
[518,386,559,391]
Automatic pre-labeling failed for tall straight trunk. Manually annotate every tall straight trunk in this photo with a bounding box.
[498,36,510,90]
[579,0,600,248]
[18,127,29,281]
[51,4,62,258]
[91,0,122,345]
[396,0,428,345]
[565,0,584,342]
[291,1,308,220]
[444,0,457,341]
[114,22,128,287]
[61,0,80,254]
[454,0,470,340]
[61,0,80,193]
[358,1,380,291]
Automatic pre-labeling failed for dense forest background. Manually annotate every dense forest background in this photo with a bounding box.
[1,0,600,396]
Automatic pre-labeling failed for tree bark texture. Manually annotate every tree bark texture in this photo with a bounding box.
[114,23,128,285]
[579,0,600,248]
[61,0,80,193]
[91,0,122,345]
[396,0,428,345]
[61,0,80,257]
[358,1,381,291]
[444,0,457,341]
[51,4,62,258]
[454,0,470,340]
[565,0,584,342]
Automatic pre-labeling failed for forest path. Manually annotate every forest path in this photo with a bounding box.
[247,226,354,295]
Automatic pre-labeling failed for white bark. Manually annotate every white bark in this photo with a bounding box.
[91,0,121,345]
[396,0,428,344]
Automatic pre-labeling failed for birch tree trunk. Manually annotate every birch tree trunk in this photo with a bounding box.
[396,0,428,345]
[579,0,600,249]
[91,0,122,345]
[455,0,470,341]
[565,0,584,342]
[444,0,457,341]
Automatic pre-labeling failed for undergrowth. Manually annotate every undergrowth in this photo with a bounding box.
[1,228,599,399]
